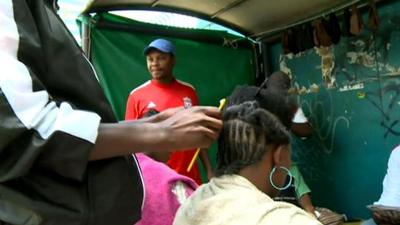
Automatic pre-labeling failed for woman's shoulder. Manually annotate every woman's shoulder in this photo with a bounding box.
[258,201,322,225]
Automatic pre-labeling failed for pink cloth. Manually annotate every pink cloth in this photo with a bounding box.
[135,153,198,225]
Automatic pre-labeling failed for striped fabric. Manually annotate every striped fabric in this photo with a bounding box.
[316,207,345,225]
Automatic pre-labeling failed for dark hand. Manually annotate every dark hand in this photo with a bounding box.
[159,106,222,150]
[373,211,398,225]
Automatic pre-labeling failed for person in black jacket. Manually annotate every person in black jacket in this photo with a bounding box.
[0,1,222,224]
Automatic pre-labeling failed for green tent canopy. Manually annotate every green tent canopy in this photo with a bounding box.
[81,12,257,180]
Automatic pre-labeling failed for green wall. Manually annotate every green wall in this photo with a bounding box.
[268,0,400,219]
[86,13,256,181]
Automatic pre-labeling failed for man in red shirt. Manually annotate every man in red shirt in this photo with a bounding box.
[125,39,213,184]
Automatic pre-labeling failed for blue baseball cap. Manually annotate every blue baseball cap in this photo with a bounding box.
[143,39,176,56]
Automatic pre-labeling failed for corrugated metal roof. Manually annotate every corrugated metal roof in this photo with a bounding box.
[83,0,362,40]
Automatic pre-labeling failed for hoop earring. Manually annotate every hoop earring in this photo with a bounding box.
[269,166,293,191]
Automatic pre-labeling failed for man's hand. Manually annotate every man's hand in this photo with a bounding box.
[373,211,399,225]
[206,170,214,181]
[91,106,221,161]
[147,107,184,123]
[198,148,214,181]
[158,106,222,151]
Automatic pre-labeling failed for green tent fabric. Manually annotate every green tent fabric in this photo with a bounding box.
[83,12,256,180]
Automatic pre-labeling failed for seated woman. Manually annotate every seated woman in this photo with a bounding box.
[173,87,321,225]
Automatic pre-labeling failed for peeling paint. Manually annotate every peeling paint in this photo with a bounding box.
[315,46,336,89]
[309,83,320,93]
[383,63,400,74]
[346,51,375,67]
[279,55,293,79]
[298,86,308,95]
[353,40,365,47]
[289,83,320,95]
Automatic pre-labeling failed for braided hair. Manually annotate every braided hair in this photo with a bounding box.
[263,71,291,92]
[216,85,296,176]
[225,84,297,128]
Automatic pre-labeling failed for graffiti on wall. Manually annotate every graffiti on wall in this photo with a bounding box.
[279,31,400,183]
[281,31,400,150]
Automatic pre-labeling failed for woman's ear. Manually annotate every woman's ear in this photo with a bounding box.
[272,144,291,167]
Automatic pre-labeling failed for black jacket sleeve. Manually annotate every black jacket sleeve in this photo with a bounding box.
[0,0,102,181]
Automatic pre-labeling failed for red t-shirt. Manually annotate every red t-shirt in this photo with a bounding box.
[125,78,202,184]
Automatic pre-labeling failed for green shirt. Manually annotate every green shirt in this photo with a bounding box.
[290,165,311,199]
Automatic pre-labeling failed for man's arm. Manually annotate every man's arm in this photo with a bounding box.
[299,194,316,217]
[291,165,316,217]
[199,148,213,181]
[91,106,222,160]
